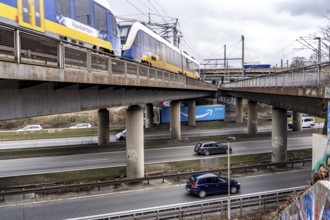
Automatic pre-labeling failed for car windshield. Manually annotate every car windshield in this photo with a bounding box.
[195,143,202,148]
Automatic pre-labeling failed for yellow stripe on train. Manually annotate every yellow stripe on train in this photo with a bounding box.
[0,3,18,21]
[44,20,113,51]
[142,55,200,79]
[0,3,113,52]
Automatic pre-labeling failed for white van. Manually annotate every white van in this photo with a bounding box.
[288,116,315,129]
[302,116,315,128]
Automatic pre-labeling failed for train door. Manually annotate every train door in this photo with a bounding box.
[18,0,44,32]
[162,43,166,66]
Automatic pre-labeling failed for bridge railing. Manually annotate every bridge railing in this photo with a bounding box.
[0,24,212,90]
[221,62,330,88]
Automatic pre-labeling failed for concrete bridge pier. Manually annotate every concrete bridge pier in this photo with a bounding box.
[236,98,243,124]
[126,105,144,179]
[145,103,154,128]
[271,107,287,163]
[170,100,181,140]
[98,108,109,145]
[188,99,196,127]
[247,101,258,135]
[292,112,302,131]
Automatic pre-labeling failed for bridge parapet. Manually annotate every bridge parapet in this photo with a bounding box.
[0,24,216,92]
[220,62,330,98]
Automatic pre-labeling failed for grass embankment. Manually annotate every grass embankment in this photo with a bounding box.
[0,149,312,188]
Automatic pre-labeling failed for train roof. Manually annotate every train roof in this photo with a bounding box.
[95,0,114,13]
[121,22,199,65]
[122,22,182,54]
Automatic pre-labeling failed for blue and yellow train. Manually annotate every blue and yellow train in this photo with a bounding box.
[119,22,200,79]
[0,0,200,79]
[0,0,121,56]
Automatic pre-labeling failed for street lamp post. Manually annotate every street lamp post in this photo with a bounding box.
[227,136,236,220]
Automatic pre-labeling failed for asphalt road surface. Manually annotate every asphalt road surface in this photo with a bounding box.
[0,169,311,220]
[0,136,312,177]
[0,125,276,149]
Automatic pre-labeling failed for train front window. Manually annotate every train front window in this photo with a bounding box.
[119,26,131,45]
[94,3,107,34]
[75,0,91,26]
[56,0,70,18]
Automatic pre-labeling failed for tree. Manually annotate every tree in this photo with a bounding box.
[320,10,330,61]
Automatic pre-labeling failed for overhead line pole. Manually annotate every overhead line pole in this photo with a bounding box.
[242,35,245,77]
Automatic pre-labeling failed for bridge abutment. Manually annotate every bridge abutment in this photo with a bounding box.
[188,99,196,127]
[145,103,154,128]
[98,109,109,145]
[236,98,243,123]
[247,101,258,135]
[170,100,181,140]
[292,112,302,131]
[271,107,287,163]
[126,105,144,179]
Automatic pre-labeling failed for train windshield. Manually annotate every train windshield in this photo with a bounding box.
[118,25,131,45]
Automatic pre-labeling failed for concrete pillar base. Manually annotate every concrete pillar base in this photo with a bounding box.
[188,99,196,127]
[98,108,109,145]
[247,101,258,135]
[170,101,181,140]
[236,98,243,124]
[126,105,144,179]
[145,103,154,128]
[292,112,302,131]
[272,107,287,163]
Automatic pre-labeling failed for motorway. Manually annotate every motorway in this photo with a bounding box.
[0,136,312,177]
[0,126,275,149]
[0,169,311,220]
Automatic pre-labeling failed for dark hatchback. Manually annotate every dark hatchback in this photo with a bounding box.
[186,173,240,198]
[194,141,232,156]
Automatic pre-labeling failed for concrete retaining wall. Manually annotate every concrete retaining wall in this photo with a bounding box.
[275,181,330,219]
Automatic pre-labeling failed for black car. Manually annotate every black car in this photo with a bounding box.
[186,173,240,198]
[194,141,232,156]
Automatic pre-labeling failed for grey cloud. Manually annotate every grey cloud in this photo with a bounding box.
[276,0,329,17]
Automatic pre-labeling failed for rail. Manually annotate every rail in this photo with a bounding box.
[66,186,306,220]
[0,24,214,90]
[220,62,330,88]
[0,158,311,200]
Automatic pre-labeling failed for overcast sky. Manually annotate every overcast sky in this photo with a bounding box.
[108,0,329,67]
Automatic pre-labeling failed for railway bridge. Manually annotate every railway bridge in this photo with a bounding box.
[218,62,330,167]
[1,24,330,179]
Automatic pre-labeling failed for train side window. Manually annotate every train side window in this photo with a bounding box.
[56,0,71,17]
[149,37,155,53]
[75,0,91,26]
[157,41,162,58]
[94,3,107,33]
[144,33,150,52]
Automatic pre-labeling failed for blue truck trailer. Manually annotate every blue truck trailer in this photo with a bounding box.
[159,104,225,123]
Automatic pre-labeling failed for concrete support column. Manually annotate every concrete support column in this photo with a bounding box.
[126,105,144,179]
[170,100,181,140]
[236,98,243,124]
[188,99,196,127]
[271,107,287,163]
[292,112,302,131]
[98,108,109,145]
[145,103,154,128]
[247,101,258,135]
